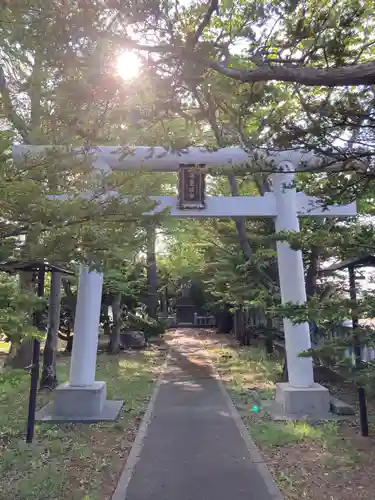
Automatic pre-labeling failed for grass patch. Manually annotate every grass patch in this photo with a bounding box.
[0,348,165,500]
[210,345,341,447]
[250,420,331,447]
[209,345,280,406]
[0,340,10,353]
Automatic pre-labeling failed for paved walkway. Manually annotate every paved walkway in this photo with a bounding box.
[113,330,283,500]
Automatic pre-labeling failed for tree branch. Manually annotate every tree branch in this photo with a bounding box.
[189,0,219,48]
[29,49,43,140]
[208,60,375,87]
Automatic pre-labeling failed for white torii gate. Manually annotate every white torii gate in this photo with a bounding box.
[14,145,357,421]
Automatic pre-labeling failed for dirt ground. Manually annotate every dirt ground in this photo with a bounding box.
[195,328,375,500]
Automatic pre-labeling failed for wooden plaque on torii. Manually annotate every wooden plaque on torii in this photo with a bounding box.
[177,164,206,210]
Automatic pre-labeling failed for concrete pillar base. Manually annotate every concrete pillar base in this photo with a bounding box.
[274,382,331,419]
[35,381,123,423]
[55,381,107,416]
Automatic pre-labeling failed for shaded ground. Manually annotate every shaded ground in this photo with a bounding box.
[0,345,166,500]
[198,329,375,500]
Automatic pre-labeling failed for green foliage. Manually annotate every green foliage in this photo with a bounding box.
[103,261,147,298]
[0,273,44,344]
[127,310,166,339]
[0,0,374,379]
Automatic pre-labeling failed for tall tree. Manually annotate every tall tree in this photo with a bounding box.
[40,271,61,390]
[146,223,158,319]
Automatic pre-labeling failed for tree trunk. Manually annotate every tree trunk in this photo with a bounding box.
[282,358,289,382]
[40,272,62,390]
[216,304,233,333]
[102,303,111,336]
[146,224,158,319]
[265,337,274,354]
[265,316,274,354]
[159,291,164,315]
[160,287,169,316]
[235,309,246,345]
[165,286,169,314]
[62,278,77,353]
[66,332,73,354]
[7,338,34,368]
[62,278,77,317]
[108,292,122,354]
[227,173,253,260]
[305,245,320,298]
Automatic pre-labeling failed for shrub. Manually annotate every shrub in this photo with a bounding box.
[127,311,166,339]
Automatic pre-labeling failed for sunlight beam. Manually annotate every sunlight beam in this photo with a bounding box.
[116,51,141,81]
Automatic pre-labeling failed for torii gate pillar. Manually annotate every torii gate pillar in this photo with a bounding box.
[36,265,124,423]
[272,165,330,418]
